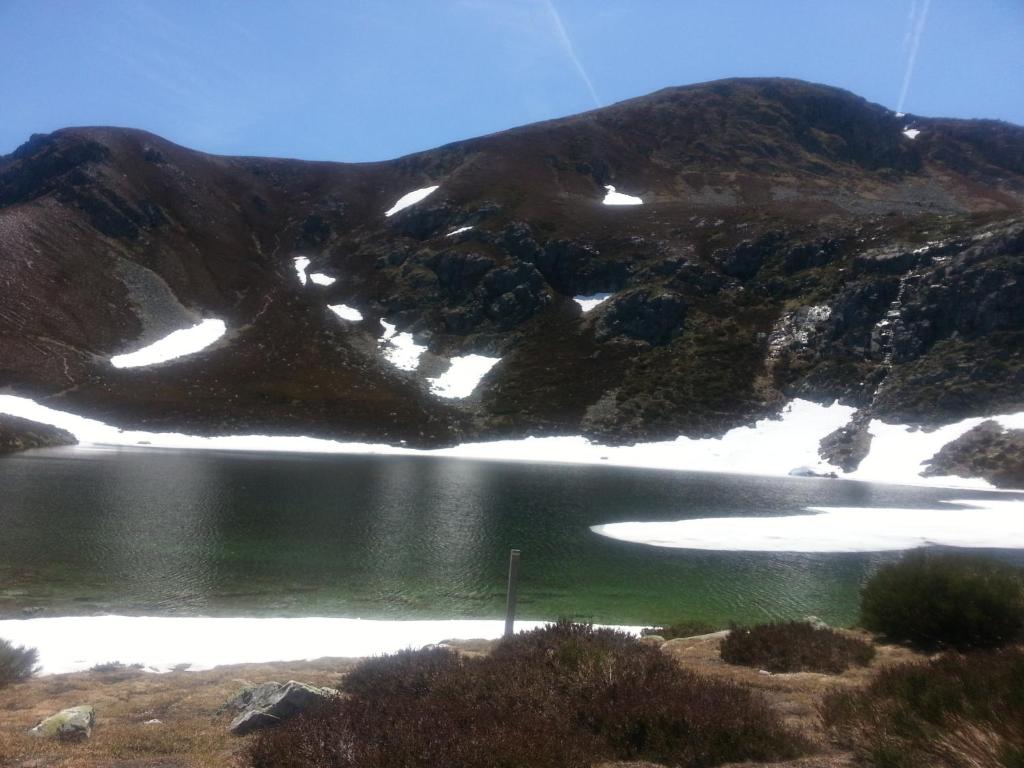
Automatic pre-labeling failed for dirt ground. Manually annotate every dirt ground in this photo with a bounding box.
[0,632,924,768]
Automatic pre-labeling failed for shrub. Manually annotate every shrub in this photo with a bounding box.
[821,647,1024,768]
[0,638,39,687]
[719,621,875,674]
[245,621,810,768]
[859,552,1024,649]
[641,620,720,640]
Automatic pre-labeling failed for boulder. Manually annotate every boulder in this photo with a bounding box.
[228,680,338,736]
[30,705,95,742]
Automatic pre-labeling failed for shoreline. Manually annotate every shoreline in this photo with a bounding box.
[3,394,1023,491]
[0,615,646,676]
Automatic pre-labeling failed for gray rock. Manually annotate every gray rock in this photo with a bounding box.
[30,705,95,742]
[229,680,338,735]
[804,615,830,630]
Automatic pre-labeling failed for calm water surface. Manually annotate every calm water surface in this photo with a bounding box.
[2,446,1022,626]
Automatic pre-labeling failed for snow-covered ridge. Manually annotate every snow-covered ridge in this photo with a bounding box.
[428,354,501,399]
[110,319,226,369]
[385,185,439,217]
[602,185,642,206]
[0,616,644,675]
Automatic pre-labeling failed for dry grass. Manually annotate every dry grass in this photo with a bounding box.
[0,631,933,768]
[0,657,356,768]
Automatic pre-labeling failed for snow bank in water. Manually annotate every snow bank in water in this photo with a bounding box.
[602,185,642,205]
[328,304,363,322]
[0,616,644,675]
[574,293,612,312]
[293,256,310,286]
[592,498,1024,553]
[428,355,501,399]
[309,272,336,286]
[385,185,439,217]
[110,319,226,368]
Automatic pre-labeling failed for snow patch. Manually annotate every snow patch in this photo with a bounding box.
[385,185,439,217]
[379,319,397,342]
[328,304,363,322]
[446,226,473,237]
[292,256,310,286]
[602,185,643,206]
[574,293,612,312]
[382,332,427,372]
[847,412,1024,488]
[309,272,336,286]
[428,355,501,399]
[0,616,644,675]
[110,319,226,369]
[591,498,1024,553]
[903,127,920,140]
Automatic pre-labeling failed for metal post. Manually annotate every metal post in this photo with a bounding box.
[504,549,520,638]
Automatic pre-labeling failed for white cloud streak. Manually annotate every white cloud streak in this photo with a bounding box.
[897,0,931,113]
[542,0,601,108]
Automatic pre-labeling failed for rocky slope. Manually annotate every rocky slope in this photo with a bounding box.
[0,415,76,455]
[1,78,1022,473]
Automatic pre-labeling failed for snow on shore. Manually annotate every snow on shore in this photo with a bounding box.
[110,320,226,368]
[0,616,643,675]
[0,394,1021,492]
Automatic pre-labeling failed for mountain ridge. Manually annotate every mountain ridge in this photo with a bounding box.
[2,77,1023,481]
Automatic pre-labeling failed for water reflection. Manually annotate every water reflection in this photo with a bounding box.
[2,446,1022,625]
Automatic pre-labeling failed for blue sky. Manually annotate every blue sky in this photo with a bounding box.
[2,1,1022,161]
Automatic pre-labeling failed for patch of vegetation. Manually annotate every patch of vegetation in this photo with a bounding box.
[821,647,1024,768]
[641,620,720,640]
[719,621,875,674]
[0,638,39,687]
[245,621,810,768]
[860,552,1024,649]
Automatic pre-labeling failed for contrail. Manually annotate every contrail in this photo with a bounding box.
[897,0,931,113]
[542,0,601,108]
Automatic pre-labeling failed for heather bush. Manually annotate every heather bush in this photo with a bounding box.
[0,638,39,687]
[860,552,1024,649]
[719,621,875,673]
[821,647,1024,768]
[245,621,810,768]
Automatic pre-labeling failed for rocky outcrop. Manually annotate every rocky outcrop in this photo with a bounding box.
[819,412,873,473]
[922,421,1024,488]
[30,705,95,742]
[0,415,77,455]
[227,680,338,735]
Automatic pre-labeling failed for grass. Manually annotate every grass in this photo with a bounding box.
[821,647,1024,768]
[0,639,38,689]
[719,621,876,674]
[860,552,1024,649]
[246,621,811,768]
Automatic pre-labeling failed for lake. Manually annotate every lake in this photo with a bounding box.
[2,446,1022,627]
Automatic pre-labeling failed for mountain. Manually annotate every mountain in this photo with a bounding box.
[1,77,1023,478]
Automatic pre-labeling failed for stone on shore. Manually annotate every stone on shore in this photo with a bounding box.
[228,680,338,735]
[30,705,95,741]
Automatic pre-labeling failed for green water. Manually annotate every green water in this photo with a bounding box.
[1,446,1021,626]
